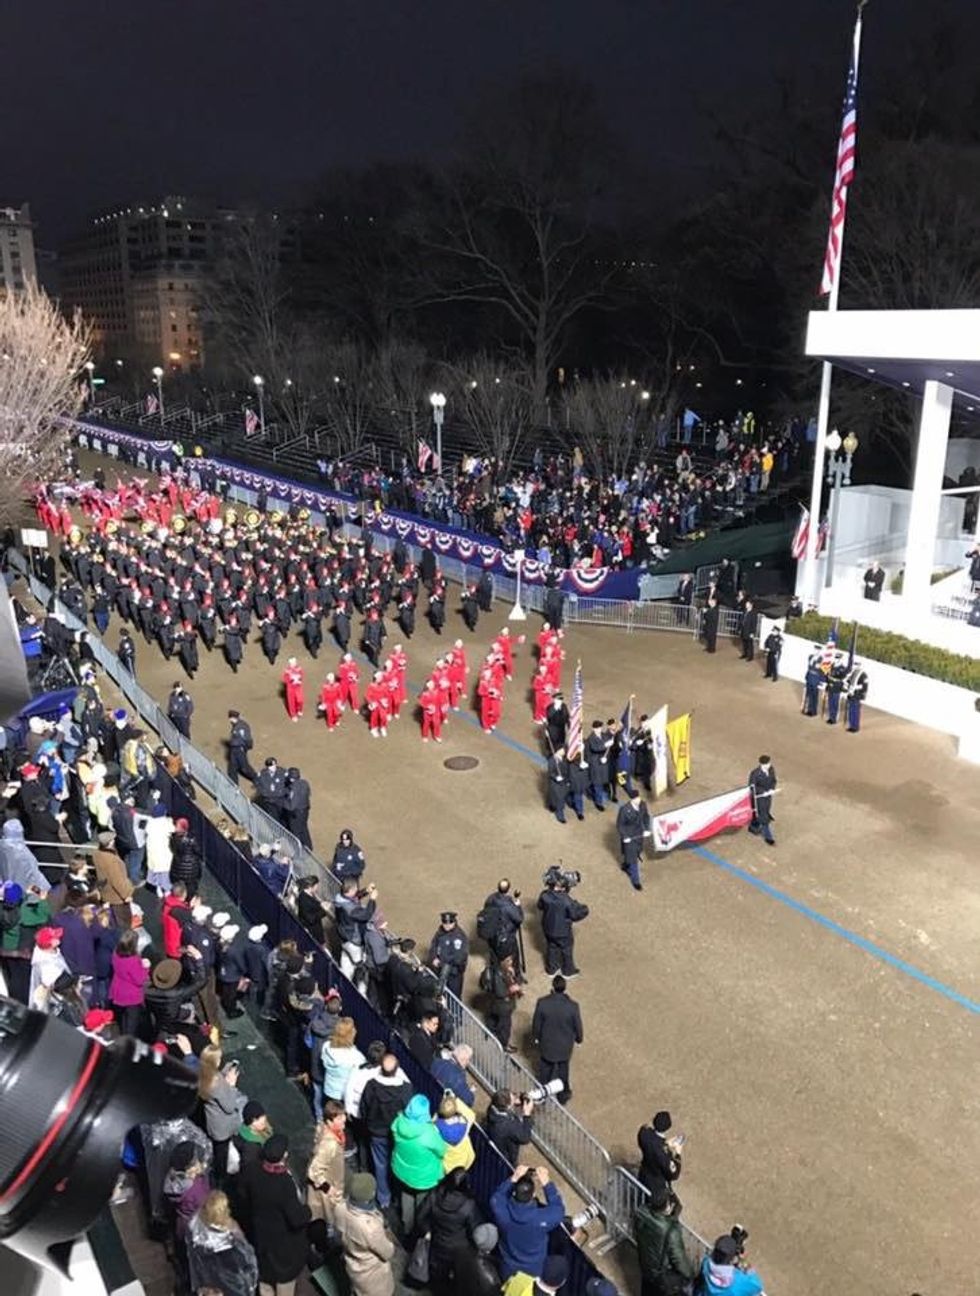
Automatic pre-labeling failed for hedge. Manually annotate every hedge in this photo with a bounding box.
[792,612,980,691]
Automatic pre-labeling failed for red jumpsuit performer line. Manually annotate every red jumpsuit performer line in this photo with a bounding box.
[282,657,305,721]
[532,666,554,723]
[536,622,558,658]
[494,627,516,681]
[447,641,468,711]
[338,654,360,712]
[365,672,390,737]
[318,673,344,730]
[390,644,409,714]
[433,660,452,724]
[541,643,564,692]
[420,681,443,742]
[382,658,401,720]
[478,664,503,733]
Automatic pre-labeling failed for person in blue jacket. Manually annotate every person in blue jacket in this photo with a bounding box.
[698,1234,766,1295]
[490,1164,565,1279]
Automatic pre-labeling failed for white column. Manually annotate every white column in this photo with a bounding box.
[903,380,953,615]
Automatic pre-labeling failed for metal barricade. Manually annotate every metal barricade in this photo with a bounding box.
[607,1165,713,1264]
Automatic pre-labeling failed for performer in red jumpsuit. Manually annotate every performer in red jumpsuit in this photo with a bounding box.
[282,657,305,721]
[365,670,391,737]
[478,662,503,733]
[447,641,468,711]
[532,665,554,723]
[318,673,344,730]
[338,654,360,712]
[420,680,443,742]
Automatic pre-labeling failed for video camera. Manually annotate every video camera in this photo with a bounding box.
[542,863,581,890]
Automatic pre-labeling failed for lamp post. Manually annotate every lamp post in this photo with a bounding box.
[509,548,527,622]
[152,366,165,426]
[84,360,96,406]
[253,374,266,436]
[429,391,446,471]
[823,428,859,590]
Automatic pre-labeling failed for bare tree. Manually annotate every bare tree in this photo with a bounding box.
[319,342,375,457]
[201,219,289,382]
[564,374,658,479]
[423,74,619,416]
[373,340,432,452]
[0,284,90,522]
[446,355,534,475]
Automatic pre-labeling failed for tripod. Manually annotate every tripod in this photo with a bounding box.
[39,653,79,691]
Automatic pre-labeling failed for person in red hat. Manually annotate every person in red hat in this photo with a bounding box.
[282,657,305,722]
[478,658,504,733]
[338,654,360,713]
[29,925,69,1011]
[317,673,344,731]
[420,680,443,743]
[494,626,517,680]
[83,1007,116,1037]
[364,670,391,738]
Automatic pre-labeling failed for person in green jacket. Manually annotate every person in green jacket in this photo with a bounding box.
[634,1186,697,1296]
[390,1093,447,1232]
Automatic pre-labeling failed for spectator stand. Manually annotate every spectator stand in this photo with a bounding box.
[10,549,715,1285]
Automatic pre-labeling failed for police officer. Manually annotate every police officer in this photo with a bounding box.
[167,682,194,740]
[536,872,589,976]
[226,709,257,784]
[616,791,652,892]
[748,755,777,846]
[283,766,312,847]
[428,912,469,999]
[846,662,869,733]
[254,757,286,825]
[799,649,821,716]
[118,629,136,677]
[764,625,783,682]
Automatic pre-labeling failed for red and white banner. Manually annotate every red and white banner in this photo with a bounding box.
[651,786,754,853]
[790,505,809,560]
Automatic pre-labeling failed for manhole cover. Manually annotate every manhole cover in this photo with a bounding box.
[444,755,480,771]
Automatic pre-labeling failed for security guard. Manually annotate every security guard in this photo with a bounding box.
[226,709,257,784]
[167,682,194,740]
[428,912,469,999]
[254,757,286,825]
[118,629,136,677]
[763,625,783,682]
[748,756,777,846]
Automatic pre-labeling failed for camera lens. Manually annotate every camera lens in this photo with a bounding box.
[0,997,198,1272]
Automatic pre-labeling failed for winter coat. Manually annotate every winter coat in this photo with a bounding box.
[246,1163,312,1285]
[390,1106,447,1190]
[203,1073,247,1142]
[162,1167,211,1240]
[109,952,149,1007]
[185,1211,258,1296]
[306,1124,346,1221]
[169,833,202,887]
[145,814,174,877]
[161,893,191,958]
[321,1041,366,1102]
[332,1198,396,1296]
[434,1101,476,1174]
[531,990,583,1063]
[359,1070,413,1139]
[416,1181,481,1269]
[490,1177,565,1279]
[634,1203,697,1285]
[93,847,133,906]
[58,910,97,977]
[697,1254,765,1296]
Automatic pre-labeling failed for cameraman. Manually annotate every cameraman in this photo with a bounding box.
[478,877,525,970]
[698,1232,766,1296]
[537,869,588,977]
[486,1089,534,1167]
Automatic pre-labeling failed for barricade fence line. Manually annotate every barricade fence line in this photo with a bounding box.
[11,537,722,1261]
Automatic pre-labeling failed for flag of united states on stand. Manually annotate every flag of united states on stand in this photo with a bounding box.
[567,662,584,760]
[820,17,861,296]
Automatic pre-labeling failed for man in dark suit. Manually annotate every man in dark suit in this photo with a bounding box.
[530,975,583,1105]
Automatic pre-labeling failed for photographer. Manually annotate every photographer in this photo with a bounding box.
[333,876,377,980]
[486,1090,534,1167]
[637,1110,684,1211]
[537,867,588,977]
[490,1164,566,1281]
[698,1231,766,1295]
[477,877,525,970]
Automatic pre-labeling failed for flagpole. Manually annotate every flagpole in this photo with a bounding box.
[801,5,865,608]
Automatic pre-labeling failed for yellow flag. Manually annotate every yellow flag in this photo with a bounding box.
[667,713,692,784]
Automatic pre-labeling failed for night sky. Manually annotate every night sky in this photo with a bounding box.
[9,0,977,246]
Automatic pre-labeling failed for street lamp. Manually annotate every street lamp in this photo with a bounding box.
[429,391,446,471]
[84,360,96,405]
[152,366,165,426]
[823,428,859,589]
[509,548,527,622]
[252,374,266,436]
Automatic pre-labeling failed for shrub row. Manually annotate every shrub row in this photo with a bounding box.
[792,612,980,691]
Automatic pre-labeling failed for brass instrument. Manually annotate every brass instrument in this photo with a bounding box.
[171,514,187,533]
[67,525,83,546]
[244,508,261,530]
[297,507,311,522]
[140,519,156,535]
[268,510,284,526]
[224,506,239,527]
[104,519,119,535]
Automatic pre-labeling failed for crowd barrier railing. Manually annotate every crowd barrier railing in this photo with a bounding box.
[11,543,720,1266]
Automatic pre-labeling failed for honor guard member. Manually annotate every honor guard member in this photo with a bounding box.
[863,560,885,601]
[227,710,257,784]
[585,720,613,810]
[118,629,136,677]
[547,746,570,824]
[428,912,469,999]
[763,625,783,682]
[846,661,869,733]
[566,753,589,821]
[802,648,824,717]
[254,757,287,825]
[545,693,569,753]
[537,870,588,977]
[616,791,652,892]
[167,682,194,740]
[702,598,720,654]
[629,717,654,794]
[739,599,758,661]
[748,755,777,846]
[825,655,848,725]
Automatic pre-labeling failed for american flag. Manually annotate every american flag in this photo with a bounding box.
[820,15,862,296]
[245,407,259,436]
[817,516,829,553]
[417,439,432,472]
[567,661,584,760]
[820,617,840,669]
[790,505,810,560]
[145,393,159,415]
